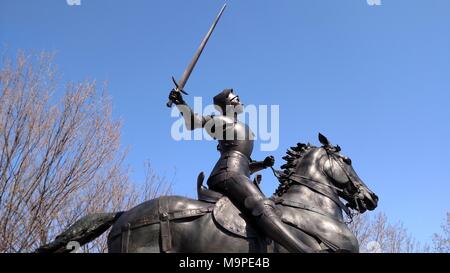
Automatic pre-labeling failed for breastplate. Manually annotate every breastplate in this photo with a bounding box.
[211,115,254,158]
[208,116,255,180]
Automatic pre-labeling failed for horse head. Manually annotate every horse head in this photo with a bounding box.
[275,133,378,216]
[317,133,378,213]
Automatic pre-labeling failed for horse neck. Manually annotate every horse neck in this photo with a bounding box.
[279,161,344,221]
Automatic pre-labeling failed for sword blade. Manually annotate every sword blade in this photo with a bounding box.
[177,3,226,91]
[167,4,226,107]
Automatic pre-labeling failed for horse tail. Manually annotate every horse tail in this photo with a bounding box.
[35,211,124,253]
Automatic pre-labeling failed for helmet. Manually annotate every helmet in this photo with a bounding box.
[213,89,243,114]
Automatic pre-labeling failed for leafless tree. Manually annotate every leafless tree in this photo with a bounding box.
[0,51,172,253]
[430,212,449,253]
[347,212,420,253]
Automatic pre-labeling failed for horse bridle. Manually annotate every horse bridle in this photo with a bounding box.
[324,147,365,214]
[270,146,363,220]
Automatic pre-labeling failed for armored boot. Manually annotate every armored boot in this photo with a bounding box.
[245,196,314,253]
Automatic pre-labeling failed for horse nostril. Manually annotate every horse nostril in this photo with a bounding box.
[368,194,379,210]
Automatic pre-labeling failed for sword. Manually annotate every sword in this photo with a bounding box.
[166,4,227,107]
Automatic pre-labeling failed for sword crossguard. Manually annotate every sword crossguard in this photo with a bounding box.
[171,76,188,95]
[166,77,189,108]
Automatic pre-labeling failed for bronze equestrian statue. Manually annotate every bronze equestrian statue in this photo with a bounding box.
[35,4,378,253]
[36,133,378,253]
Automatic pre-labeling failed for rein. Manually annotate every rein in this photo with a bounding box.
[270,165,353,220]
[286,173,352,218]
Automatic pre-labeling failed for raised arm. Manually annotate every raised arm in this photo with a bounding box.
[168,90,212,130]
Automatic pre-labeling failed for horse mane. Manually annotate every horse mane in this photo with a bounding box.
[274,142,316,196]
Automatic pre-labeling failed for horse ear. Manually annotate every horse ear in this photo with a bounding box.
[318,133,330,146]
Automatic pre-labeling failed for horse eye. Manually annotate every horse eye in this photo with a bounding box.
[343,157,352,165]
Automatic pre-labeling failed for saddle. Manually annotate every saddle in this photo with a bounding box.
[197,171,259,239]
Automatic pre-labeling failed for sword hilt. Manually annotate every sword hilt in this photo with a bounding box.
[166,77,189,108]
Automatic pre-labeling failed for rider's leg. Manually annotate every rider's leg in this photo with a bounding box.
[210,174,315,253]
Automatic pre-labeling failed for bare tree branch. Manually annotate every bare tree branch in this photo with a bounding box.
[0,51,173,253]
[431,212,449,253]
[347,212,421,253]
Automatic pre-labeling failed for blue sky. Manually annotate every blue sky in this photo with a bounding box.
[1,0,449,245]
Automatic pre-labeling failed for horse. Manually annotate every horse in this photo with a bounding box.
[36,133,378,253]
